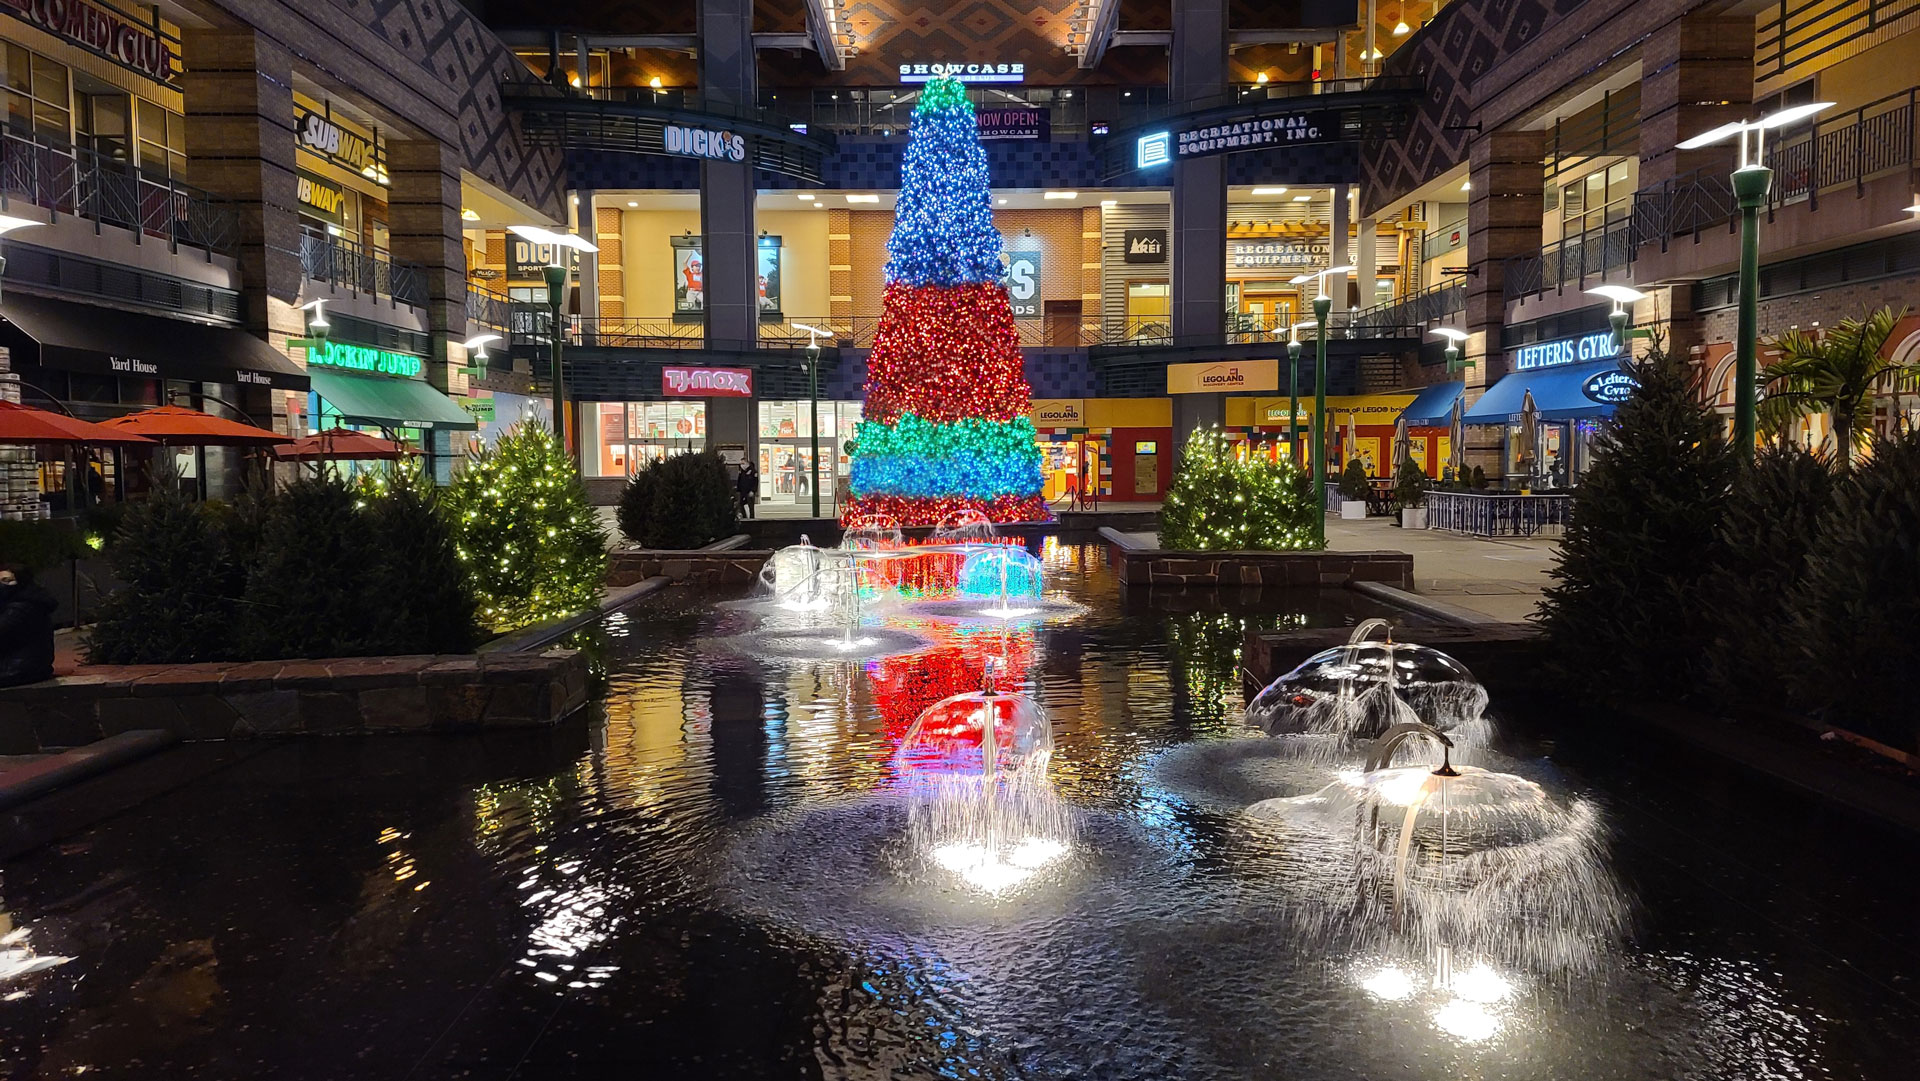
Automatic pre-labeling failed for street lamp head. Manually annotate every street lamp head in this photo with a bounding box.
[461,333,502,351]
[1678,104,1833,151]
[1288,272,1316,285]
[1430,327,1468,342]
[1324,264,1356,275]
[1757,101,1835,130]
[509,224,599,254]
[1675,120,1746,150]
[1585,285,1647,306]
[0,213,42,237]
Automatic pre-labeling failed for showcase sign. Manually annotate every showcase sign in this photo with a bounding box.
[1581,368,1637,405]
[309,341,425,378]
[1174,111,1340,160]
[3,0,174,82]
[1168,359,1278,394]
[1124,229,1167,264]
[977,108,1048,141]
[1228,238,1327,269]
[296,105,379,174]
[663,124,747,162]
[662,366,753,398]
[1005,249,1041,319]
[899,62,1024,84]
[1513,330,1619,372]
[1031,399,1086,427]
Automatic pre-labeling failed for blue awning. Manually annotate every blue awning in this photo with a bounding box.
[1462,359,1636,423]
[1398,381,1464,427]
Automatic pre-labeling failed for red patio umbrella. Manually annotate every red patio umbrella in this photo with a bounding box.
[275,427,418,461]
[95,405,292,446]
[0,400,156,445]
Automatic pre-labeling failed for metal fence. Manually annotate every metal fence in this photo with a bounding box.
[1424,490,1573,537]
[297,227,427,307]
[0,123,236,256]
[1350,279,1465,332]
[1505,218,1635,301]
[466,284,512,331]
[1632,87,1917,249]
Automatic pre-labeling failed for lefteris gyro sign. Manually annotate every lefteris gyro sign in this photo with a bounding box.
[1174,112,1339,159]
[663,366,754,398]
[3,0,175,82]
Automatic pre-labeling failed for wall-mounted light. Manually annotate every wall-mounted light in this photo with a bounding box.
[649,76,663,89]
[461,208,481,222]
[845,194,880,203]
[1252,187,1289,195]
[1044,191,1078,200]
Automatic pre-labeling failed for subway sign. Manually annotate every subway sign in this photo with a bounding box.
[663,124,747,162]
[309,341,425,378]
[1513,330,1620,372]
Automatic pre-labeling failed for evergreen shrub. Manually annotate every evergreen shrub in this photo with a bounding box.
[1536,344,1735,700]
[1338,458,1371,501]
[86,488,241,664]
[1784,432,1920,748]
[1393,458,1429,510]
[619,450,737,549]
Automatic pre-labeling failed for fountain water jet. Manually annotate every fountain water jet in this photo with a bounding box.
[897,689,1072,894]
[1246,621,1490,760]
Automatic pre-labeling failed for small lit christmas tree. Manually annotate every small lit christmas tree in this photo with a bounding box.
[1158,427,1318,550]
[445,423,607,631]
[842,75,1047,525]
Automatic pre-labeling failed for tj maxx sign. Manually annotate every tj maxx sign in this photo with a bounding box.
[662,366,753,398]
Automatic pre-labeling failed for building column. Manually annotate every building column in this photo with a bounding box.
[179,27,301,436]
[1637,14,1754,190]
[699,0,758,465]
[1169,0,1229,443]
[1464,129,1546,479]
[574,190,601,346]
[1329,184,1351,314]
[1464,130,1547,385]
[1356,218,1378,310]
[388,137,471,481]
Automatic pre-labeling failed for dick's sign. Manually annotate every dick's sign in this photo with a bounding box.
[663,124,747,162]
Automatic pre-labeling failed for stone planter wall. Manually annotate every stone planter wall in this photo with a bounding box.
[608,550,773,587]
[1100,530,1414,589]
[0,650,591,754]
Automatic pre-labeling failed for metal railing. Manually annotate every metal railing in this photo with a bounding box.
[467,283,512,331]
[297,227,427,307]
[1504,217,1635,301]
[524,309,1425,352]
[1424,490,1573,537]
[0,122,236,256]
[1632,88,1917,249]
[1351,278,1466,331]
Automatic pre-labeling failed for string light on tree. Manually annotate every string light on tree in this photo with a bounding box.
[843,74,1048,526]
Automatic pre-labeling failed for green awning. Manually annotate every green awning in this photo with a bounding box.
[309,369,477,431]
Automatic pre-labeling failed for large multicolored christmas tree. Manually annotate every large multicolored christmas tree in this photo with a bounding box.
[842,76,1049,525]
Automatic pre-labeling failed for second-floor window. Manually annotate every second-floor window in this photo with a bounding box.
[136,98,186,178]
[1,44,71,143]
[1561,160,1632,235]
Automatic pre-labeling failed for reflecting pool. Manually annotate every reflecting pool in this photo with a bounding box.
[1,537,1917,1079]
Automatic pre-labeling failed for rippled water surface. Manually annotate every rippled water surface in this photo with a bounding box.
[3,539,1918,1079]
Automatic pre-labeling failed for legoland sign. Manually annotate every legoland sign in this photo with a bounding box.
[662,366,753,398]
[3,0,175,82]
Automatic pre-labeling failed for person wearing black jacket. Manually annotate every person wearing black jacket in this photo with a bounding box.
[0,564,56,688]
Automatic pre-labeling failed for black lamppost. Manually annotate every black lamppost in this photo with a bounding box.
[509,225,599,459]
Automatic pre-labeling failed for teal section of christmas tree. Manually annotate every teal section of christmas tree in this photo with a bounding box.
[841,76,1048,525]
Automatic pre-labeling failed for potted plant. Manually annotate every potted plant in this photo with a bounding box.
[1337,458,1371,519]
[1393,458,1429,528]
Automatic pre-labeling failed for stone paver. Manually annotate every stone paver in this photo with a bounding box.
[1325,517,1556,622]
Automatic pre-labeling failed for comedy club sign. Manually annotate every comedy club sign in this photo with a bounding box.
[662,366,753,398]
[4,0,174,82]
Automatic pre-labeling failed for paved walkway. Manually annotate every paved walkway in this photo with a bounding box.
[1325,517,1556,623]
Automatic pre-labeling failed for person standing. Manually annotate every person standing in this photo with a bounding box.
[0,564,56,688]
[736,461,758,518]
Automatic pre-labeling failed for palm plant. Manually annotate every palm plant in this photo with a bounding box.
[1757,306,1916,472]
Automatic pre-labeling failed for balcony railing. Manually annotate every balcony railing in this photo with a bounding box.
[297,227,427,308]
[1632,87,1918,250]
[1351,278,1466,331]
[514,310,1423,352]
[0,121,236,256]
[466,283,512,331]
[1504,218,1635,302]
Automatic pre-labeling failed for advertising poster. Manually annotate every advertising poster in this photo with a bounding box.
[1006,248,1041,319]
[672,235,782,317]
